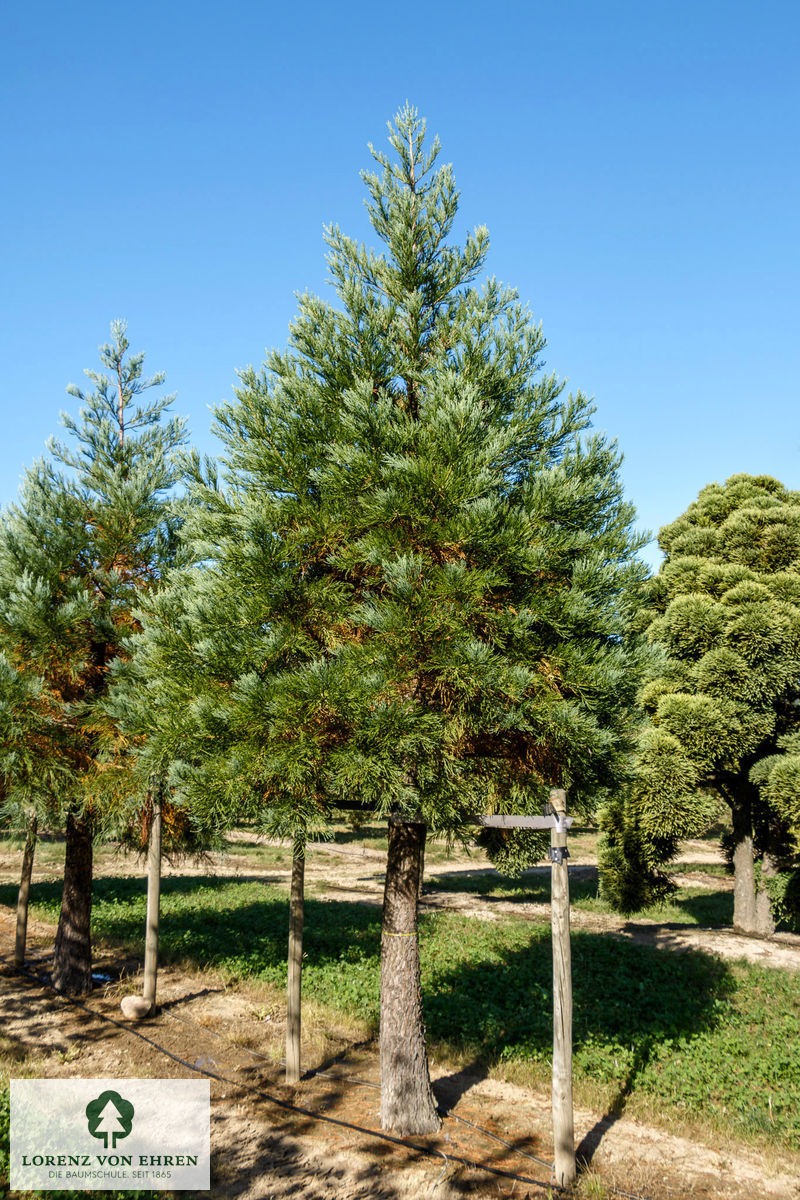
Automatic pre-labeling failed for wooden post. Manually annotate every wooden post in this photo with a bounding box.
[142,792,162,1013]
[15,816,38,967]
[285,838,305,1084]
[550,786,576,1187]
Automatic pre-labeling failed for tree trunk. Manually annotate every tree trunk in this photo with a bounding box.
[142,796,162,1013]
[754,850,778,937]
[285,840,305,1085]
[380,819,440,1135]
[549,788,576,1188]
[731,787,757,933]
[417,833,425,899]
[52,811,93,995]
[730,781,779,935]
[15,816,38,967]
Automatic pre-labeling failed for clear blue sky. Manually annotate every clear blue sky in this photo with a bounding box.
[2,0,798,569]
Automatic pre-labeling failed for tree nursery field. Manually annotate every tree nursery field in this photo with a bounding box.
[1,828,799,1200]
[3,105,800,1200]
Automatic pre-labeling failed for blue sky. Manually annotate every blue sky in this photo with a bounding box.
[2,0,798,569]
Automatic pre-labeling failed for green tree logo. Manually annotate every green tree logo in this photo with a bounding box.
[85,1090,135,1149]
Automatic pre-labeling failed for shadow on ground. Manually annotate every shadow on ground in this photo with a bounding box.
[2,874,745,1166]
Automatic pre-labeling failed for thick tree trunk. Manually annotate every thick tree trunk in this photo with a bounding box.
[754,850,778,938]
[142,797,162,1013]
[730,784,776,936]
[731,791,757,934]
[52,811,93,995]
[285,841,305,1085]
[380,819,440,1135]
[15,816,38,967]
[549,788,576,1188]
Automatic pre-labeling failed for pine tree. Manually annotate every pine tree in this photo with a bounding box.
[600,474,800,933]
[0,322,186,993]
[139,106,647,1133]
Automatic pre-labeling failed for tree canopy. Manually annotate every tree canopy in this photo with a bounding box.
[0,321,187,990]
[136,106,648,845]
[601,473,800,931]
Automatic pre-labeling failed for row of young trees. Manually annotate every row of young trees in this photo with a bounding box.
[2,106,799,1134]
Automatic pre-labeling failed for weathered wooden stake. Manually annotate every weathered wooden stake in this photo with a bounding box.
[142,792,162,1013]
[15,816,38,967]
[285,838,305,1084]
[550,786,576,1188]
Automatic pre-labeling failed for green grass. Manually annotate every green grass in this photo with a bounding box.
[2,874,798,1149]
[667,861,730,878]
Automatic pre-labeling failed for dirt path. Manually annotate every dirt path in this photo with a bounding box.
[1,941,798,1200]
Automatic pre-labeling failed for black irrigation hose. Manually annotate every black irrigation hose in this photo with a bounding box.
[0,954,555,1195]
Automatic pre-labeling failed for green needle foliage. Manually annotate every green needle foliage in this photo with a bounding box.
[138,105,648,844]
[600,474,800,930]
[0,321,187,990]
[0,320,187,820]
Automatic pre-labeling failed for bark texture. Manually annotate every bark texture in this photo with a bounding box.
[142,797,162,1012]
[14,816,38,967]
[754,850,778,937]
[549,788,576,1187]
[380,820,440,1135]
[731,788,775,936]
[52,811,93,994]
[285,843,305,1085]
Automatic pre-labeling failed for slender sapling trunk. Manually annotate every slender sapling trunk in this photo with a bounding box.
[550,787,576,1188]
[15,816,38,967]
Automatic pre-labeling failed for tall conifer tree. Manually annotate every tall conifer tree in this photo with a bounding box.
[139,107,646,1132]
[0,323,186,993]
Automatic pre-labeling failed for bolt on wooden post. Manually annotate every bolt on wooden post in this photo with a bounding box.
[549,786,576,1187]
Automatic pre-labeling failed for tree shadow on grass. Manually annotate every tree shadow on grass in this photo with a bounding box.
[420,926,737,1166]
[669,888,734,927]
